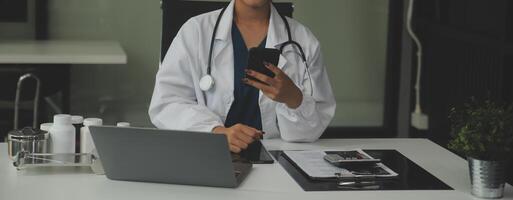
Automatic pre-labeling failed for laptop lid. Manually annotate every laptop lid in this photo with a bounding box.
[89,126,242,188]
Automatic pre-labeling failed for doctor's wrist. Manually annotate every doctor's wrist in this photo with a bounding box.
[212,126,226,134]
[284,90,303,109]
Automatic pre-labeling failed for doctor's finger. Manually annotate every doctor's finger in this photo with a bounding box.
[246,126,263,134]
[230,145,241,153]
[243,78,274,93]
[231,138,249,149]
[236,132,255,144]
[235,124,264,135]
[264,62,282,75]
[246,70,276,86]
[240,127,263,139]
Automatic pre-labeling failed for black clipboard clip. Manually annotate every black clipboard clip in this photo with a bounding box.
[335,172,380,189]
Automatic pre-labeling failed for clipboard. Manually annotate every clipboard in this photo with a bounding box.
[270,150,453,191]
[282,150,398,181]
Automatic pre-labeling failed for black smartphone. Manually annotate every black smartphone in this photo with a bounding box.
[247,48,280,81]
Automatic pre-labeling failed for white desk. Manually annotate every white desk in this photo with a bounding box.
[1,138,512,200]
[0,40,127,64]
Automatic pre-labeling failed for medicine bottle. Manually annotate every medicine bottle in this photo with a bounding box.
[71,115,84,153]
[49,114,75,154]
[40,123,53,132]
[116,122,130,127]
[80,118,103,154]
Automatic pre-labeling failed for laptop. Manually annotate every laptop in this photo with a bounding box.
[89,126,252,188]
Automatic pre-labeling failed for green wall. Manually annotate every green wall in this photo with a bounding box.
[198,0,390,126]
[0,0,35,39]
[277,0,389,126]
[43,0,388,127]
[47,0,161,126]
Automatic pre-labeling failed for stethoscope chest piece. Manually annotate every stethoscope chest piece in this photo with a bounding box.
[199,75,214,91]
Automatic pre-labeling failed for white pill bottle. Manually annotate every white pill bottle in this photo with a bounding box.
[49,114,75,154]
[116,122,130,127]
[80,118,103,154]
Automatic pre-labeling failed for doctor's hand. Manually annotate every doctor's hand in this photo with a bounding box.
[212,124,264,153]
[244,62,303,109]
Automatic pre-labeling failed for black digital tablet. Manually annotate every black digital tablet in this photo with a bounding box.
[232,140,274,164]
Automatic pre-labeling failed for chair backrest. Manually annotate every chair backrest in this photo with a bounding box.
[161,0,294,61]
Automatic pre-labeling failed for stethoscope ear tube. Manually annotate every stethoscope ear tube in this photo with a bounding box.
[304,60,314,97]
[280,40,307,63]
[201,6,227,92]
[206,6,228,77]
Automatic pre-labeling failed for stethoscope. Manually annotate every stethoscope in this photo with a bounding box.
[199,5,314,96]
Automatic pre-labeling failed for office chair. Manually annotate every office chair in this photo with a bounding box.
[160,0,294,61]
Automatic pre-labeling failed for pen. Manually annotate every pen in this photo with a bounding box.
[338,181,377,187]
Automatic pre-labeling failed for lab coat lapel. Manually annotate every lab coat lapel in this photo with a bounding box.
[266,4,288,52]
[212,0,235,107]
[212,0,234,61]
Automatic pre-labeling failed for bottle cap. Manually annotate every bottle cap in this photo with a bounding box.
[53,114,71,125]
[84,118,103,126]
[40,123,53,131]
[116,122,130,127]
[71,115,84,124]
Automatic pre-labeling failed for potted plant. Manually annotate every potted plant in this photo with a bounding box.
[448,98,513,199]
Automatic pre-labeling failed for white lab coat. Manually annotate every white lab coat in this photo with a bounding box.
[149,1,336,142]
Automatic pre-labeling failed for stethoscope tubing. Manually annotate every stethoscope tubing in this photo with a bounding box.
[202,5,313,96]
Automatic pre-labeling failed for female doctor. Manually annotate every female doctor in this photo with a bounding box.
[149,0,336,153]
